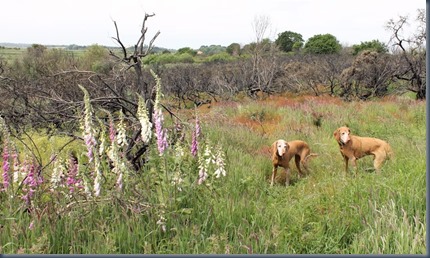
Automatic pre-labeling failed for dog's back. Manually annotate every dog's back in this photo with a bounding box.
[352,135,392,157]
[287,140,308,151]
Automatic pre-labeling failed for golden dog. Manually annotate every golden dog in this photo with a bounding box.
[271,139,317,186]
[333,126,393,173]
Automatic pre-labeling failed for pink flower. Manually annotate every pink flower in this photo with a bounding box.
[21,161,43,205]
[191,117,201,157]
[66,155,82,193]
[154,109,168,155]
[195,117,201,138]
[109,120,116,143]
[2,143,10,189]
[12,148,20,183]
[116,172,123,191]
[84,134,96,163]
[29,221,34,230]
[197,168,208,185]
[191,131,198,157]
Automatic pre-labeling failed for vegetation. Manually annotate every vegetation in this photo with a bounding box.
[275,30,304,53]
[352,40,388,55]
[0,8,426,254]
[0,93,426,254]
[304,34,342,54]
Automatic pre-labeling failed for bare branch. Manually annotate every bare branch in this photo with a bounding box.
[144,30,161,56]
[111,20,129,61]
[138,13,156,53]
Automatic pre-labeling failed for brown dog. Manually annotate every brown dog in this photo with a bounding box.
[333,126,393,174]
[271,139,317,186]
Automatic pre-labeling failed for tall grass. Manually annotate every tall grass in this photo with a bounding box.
[0,91,426,254]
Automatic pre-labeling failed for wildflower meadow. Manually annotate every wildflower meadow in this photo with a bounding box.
[0,72,228,254]
[0,72,426,254]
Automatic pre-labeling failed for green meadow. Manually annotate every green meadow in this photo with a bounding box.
[0,47,86,62]
[0,93,426,254]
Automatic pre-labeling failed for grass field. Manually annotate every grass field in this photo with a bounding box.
[0,47,25,62]
[0,93,426,254]
[0,47,87,63]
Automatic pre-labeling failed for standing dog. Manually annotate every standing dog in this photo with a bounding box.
[271,139,317,186]
[333,126,393,174]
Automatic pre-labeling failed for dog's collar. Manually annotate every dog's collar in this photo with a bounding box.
[338,141,345,148]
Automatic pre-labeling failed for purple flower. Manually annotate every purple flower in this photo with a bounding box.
[66,156,82,193]
[21,161,43,205]
[12,148,20,183]
[84,134,96,163]
[154,109,168,155]
[191,131,198,157]
[109,120,116,143]
[2,143,10,189]
[29,221,35,230]
[191,117,201,157]
[195,117,201,138]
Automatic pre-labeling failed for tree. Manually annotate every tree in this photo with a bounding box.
[226,43,241,56]
[177,47,197,56]
[304,34,342,54]
[198,45,226,55]
[385,8,426,99]
[279,53,352,96]
[340,50,395,100]
[247,15,280,97]
[110,13,160,99]
[275,31,304,52]
[108,13,162,169]
[80,44,113,73]
[352,40,388,55]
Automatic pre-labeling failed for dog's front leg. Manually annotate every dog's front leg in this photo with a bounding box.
[344,156,349,174]
[271,166,277,186]
[284,167,291,187]
[350,157,358,176]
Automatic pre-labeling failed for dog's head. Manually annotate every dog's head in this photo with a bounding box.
[272,139,289,157]
[334,126,351,144]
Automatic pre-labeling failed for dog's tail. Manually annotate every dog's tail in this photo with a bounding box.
[304,153,318,162]
[385,144,394,160]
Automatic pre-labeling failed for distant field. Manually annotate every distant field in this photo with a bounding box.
[0,47,25,62]
[0,47,89,63]
[0,47,126,64]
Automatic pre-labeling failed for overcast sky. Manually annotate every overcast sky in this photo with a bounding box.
[1,0,425,49]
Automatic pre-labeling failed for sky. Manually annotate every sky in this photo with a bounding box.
[1,0,425,50]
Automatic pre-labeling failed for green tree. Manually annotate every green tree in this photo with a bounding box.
[304,34,342,54]
[226,43,241,56]
[20,44,74,78]
[352,40,388,55]
[198,45,226,55]
[275,31,304,52]
[204,52,235,63]
[81,44,112,73]
[177,47,197,56]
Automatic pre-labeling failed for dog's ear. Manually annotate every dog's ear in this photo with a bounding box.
[271,141,278,156]
[333,129,340,141]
